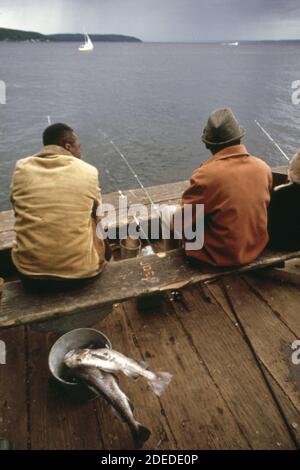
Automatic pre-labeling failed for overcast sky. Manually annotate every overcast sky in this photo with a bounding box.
[0,0,300,41]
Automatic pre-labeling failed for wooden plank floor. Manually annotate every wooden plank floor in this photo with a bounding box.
[0,273,299,450]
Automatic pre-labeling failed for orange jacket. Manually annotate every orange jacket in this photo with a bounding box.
[182,145,273,266]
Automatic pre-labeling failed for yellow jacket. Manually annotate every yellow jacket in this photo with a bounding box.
[182,145,273,266]
[11,145,106,279]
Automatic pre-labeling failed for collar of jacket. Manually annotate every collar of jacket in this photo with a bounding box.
[204,144,250,166]
[34,145,73,159]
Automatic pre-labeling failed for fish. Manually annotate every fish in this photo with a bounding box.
[74,366,151,449]
[65,348,172,397]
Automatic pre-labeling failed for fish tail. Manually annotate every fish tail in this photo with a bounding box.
[149,372,172,397]
[133,424,151,449]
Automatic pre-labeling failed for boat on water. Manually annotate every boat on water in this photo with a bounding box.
[78,33,94,52]
[222,41,239,46]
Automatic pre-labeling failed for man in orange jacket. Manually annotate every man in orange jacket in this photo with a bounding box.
[182,108,272,267]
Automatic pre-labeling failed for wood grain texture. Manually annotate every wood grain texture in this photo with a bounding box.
[208,277,300,446]
[92,304,178,450]
[27,329,103,450]
[223,276,300,417]
[1,248,300,329]
[0,326,28,449]
[110,299,250,449]
[244,274,300,337]
[0,276,298,449]
[169,284,296,449]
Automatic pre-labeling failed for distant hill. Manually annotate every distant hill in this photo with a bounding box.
[49,34,142,43]
[0,27,45,41]
[0,27,142,43]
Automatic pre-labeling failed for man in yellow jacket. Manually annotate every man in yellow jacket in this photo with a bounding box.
[11,123,107,290]
[182,108,273,266]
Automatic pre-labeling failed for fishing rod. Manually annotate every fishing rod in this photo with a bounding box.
[99,129,182,241]
[98,129,160,213]
[104,168,154,252]
[133,215,155,254]
[254,120,290,162]
[104,168,126,200]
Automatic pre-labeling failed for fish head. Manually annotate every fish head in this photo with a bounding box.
[64,348,91,368]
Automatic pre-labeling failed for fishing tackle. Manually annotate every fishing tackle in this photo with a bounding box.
[255,120,290,162]
[99,129,182,242]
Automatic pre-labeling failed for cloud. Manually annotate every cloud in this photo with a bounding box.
[0,0,300,41]
[0,0,66,33]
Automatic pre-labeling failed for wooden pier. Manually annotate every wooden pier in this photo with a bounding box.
[0,171,299,450]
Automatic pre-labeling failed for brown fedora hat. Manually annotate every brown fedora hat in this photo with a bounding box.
[202,108,246,145]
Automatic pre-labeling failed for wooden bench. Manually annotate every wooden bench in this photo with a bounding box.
[1,247,300,333]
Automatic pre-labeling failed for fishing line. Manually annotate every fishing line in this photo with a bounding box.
[97,129,156,251]
[98,128,182,241]
[255,120,290,162]
[104,168,154,250]
[220,278,300,450]
[104,168,126,200]
[98,129,159,212]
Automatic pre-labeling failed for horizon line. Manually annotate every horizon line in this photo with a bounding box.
[1,26,300,42]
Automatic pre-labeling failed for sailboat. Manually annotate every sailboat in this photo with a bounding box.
[79,33,94,52]
[221,41,239,46]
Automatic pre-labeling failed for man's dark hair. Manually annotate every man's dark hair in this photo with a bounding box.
[43,123,74,147]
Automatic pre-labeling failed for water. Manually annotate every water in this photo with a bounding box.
[0,42,300,211]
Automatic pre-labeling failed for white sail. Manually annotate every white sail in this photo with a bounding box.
[221,41,239,46]
[79,34,94,52]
